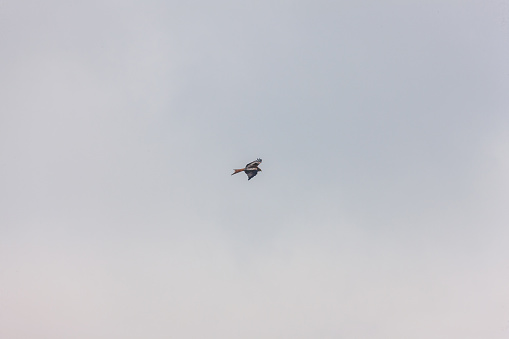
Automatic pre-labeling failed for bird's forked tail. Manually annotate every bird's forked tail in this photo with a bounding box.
[231,168,245,175]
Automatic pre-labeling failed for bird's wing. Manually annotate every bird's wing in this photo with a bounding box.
[245,169,259,180]
[245,158,262,169]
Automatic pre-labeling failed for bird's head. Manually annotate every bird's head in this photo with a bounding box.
[257,168,262,172]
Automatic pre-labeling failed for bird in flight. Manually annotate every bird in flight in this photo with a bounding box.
[231,158,262,180]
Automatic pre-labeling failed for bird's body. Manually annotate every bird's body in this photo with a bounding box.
[231,158,262,180]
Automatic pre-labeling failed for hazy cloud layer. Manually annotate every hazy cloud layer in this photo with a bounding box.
[1,1,509,338]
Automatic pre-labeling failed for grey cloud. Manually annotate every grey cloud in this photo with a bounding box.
[1,1,508,338]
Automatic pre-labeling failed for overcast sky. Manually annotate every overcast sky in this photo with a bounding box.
[1,1,509,338]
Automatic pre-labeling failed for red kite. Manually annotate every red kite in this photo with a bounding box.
[231,158,262,180]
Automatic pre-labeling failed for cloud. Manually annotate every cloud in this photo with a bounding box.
[1,1,508,338]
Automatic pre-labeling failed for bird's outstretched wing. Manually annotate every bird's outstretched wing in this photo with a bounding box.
[245,169,259,180]
[245,158,262,169]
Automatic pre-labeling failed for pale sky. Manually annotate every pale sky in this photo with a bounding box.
[1,1,509,338]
